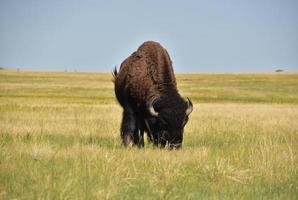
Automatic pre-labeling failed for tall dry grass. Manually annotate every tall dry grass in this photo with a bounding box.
[0,70,297,199]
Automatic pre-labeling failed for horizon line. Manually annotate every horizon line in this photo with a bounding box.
[1,67,297,74]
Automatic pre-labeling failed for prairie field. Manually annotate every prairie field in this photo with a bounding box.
[0,70,297,199]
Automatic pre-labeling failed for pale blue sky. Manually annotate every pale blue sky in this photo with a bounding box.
[0,0,297,72]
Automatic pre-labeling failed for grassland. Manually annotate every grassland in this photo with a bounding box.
[0,70,297,199]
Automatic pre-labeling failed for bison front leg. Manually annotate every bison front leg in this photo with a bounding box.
[121,105,137,147]
[136,119,145,148]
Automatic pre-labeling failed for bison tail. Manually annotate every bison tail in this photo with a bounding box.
[112,67,118,82]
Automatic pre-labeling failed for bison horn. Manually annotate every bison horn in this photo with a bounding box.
[186,97,193,115]
[148,97,159,117]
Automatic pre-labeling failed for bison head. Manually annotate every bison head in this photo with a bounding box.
[145,95,193,149]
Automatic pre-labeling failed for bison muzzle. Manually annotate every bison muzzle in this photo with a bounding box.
[113,41,193,149]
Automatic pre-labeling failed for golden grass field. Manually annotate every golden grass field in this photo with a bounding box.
[0,70,297,199]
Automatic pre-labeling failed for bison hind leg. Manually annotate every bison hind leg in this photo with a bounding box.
[121,104,142,147]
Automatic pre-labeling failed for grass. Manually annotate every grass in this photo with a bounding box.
[0,70,297,199]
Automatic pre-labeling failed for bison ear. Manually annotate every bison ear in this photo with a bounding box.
[186,97,193,116]
[147,97,159,117]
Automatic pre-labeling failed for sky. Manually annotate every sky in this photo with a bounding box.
[0,0,297,72]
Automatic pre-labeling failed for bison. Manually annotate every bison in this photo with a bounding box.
[113,41,193,149]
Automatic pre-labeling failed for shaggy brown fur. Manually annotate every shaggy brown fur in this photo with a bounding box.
[114,41,177,106]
